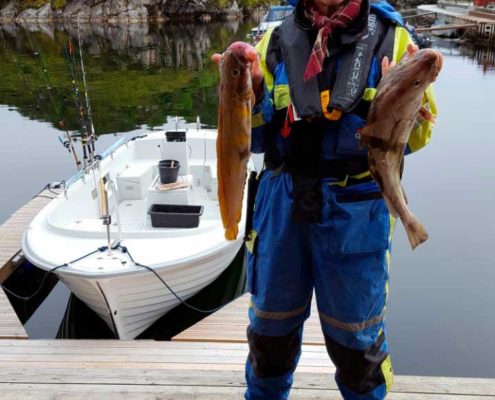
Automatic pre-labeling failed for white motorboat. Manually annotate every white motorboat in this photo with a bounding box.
[22,128,246,339]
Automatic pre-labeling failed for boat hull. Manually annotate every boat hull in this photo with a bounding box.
[53,242,242,339]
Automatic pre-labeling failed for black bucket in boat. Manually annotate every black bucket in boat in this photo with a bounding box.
[165,131,186,142]
[158,159,180,184]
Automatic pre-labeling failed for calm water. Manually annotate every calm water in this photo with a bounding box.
[0,21,494,378]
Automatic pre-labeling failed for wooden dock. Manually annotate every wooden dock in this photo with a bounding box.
[0,291,27,339]
[0,339,494,399]
[1,189,495,399]
[0,189,58,340]
[419,4,495,24]
[173,293,324,345]
[418,4,495,40]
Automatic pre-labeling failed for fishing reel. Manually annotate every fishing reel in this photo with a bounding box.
[58,136,72,151]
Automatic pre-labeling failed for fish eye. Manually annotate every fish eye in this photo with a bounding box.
[232,69,240,77]
[414,80,421,87]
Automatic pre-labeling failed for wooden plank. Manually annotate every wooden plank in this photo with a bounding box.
[0,384,492,400]
[0,259,18,283]
[0,376,492,399]
[173,293,325,345]
[0,384,491,400]
[0,290,27,339]
[0,362,328,375]
[1,364,494,396]
[0,346,329,359]
[0,385,339,400]
[0,354,333,367]
[415,23,478,32]
[2,363,494,395]
[0,341,494,396]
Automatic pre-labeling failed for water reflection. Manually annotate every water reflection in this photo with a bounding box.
[2,20,241,68]
[0,20,251,132]
[432,37,495,74]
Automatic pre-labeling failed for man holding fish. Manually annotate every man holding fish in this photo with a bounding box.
[212,0,442,398]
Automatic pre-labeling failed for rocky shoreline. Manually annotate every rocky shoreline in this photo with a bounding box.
[0,0,245,23]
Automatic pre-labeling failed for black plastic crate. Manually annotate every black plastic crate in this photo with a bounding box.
[165,130,186,142]
[149,204,203,228]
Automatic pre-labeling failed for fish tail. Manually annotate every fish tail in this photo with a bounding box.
[383,188,428,249]
[404,214,429,250]
[225,225,239,241]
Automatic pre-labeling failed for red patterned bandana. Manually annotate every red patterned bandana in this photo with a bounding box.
[303,0,363,81]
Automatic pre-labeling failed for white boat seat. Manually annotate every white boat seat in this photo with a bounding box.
[117,161,156,201]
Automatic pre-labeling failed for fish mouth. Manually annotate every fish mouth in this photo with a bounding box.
[223,49,251,68]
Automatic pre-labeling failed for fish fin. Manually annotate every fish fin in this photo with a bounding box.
[359,132,371,149]
[419,106,436,123]
[401,186,408,205]
[404,215,428,250]
[360,123,375,148]
[239,147,250,160]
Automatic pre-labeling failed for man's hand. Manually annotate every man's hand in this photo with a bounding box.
[381,43,419,76]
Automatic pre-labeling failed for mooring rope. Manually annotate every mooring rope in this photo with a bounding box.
[0,246,104,302]
[2,243,238,314]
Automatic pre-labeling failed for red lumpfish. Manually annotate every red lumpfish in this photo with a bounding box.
[360,48,443,249]
[213,42,257,240]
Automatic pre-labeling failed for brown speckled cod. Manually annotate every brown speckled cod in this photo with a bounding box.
[215,42,257,240]
[360,48,443,249]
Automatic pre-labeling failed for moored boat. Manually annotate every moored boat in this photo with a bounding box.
[22,128,247,339]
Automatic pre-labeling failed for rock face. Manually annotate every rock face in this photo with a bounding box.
[0,1,19,20]
[0,0,243,21]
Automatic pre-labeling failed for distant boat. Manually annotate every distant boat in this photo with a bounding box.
[22,128,249,339]
[249,5,294,42]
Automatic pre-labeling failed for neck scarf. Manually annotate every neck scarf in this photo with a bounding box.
[303,0,362,81]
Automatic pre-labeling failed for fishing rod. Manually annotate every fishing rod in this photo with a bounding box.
[0,30,51,117]
[2,28,82,170]
[77,18,97,159]
[20,23,82,170]
[64,38,92,168]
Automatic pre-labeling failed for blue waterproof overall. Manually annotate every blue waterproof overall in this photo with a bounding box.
[245,171,395,400]
[243,1,436,398]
